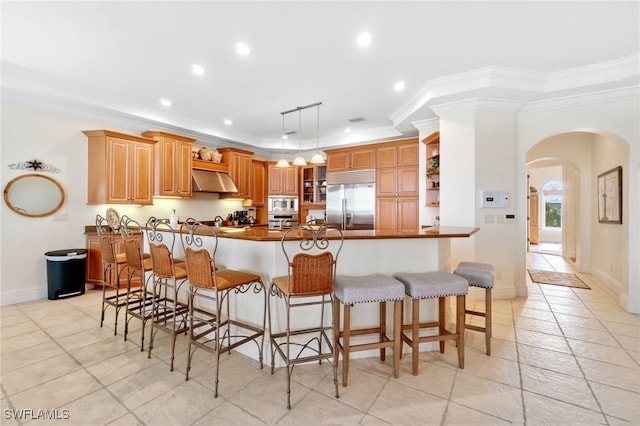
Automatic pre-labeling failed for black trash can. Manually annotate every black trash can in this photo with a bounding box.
[45,249,88,300]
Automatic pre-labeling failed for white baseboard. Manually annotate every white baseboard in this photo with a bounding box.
[1,286,48,306]
[590,266,623,295]
[468,286,515,301]
[589,265,634,311]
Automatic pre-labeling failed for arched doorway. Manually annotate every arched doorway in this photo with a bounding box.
[523,131,630,307]
[526,158,579,260]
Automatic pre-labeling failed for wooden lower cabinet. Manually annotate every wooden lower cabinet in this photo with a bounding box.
[376,197,419,233]
[85,234,141,288]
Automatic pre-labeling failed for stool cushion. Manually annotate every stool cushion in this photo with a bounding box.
[394,271,468,299]
[454,262,495,289]
[335,274,405,304]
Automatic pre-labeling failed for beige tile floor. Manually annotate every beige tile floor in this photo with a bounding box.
[1,253,639,425]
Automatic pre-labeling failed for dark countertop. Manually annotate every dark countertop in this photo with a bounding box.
[86,225,479,241]
[192,225,479,241]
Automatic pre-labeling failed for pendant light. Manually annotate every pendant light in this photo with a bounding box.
[276,113,289,168]
[310,103,325,164]
[292,108,307,166]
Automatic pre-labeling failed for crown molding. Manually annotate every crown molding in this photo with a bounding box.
[429,98,525,117]
[410,117,439,134]
[392,53,640,128]
[519,85,640,113]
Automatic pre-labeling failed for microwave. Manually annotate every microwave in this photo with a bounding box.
[268,196,298,213]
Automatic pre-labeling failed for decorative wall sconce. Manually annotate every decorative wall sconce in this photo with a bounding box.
[7,159,61,173]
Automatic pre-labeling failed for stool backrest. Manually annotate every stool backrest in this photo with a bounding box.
[146,216,179,278]
[119,215,144,269]
[179,219,218,290]
[96,214,119,265]
[281,224,343,296]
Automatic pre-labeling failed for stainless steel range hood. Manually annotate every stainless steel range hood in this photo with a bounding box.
[192,169,238,193]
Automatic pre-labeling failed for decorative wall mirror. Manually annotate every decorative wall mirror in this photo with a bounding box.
[3,173,65,218]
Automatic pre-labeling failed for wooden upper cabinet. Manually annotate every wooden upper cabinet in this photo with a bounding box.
[376,166,419,198]
[374,139,419,233]
[219,148,253,199]
[251,160,266,206]
[375,139,419,168]
[267,163,299,196]
[84,130,156,205]
[326,147,375,172]
[141,131,195,197]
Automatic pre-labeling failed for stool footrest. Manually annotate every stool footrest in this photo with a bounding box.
[465,324,486,333]
[402,329,458,344]
[337,326,386,338]
[339,339,395,354]
[465,309,486,317]
[402,321,439,331]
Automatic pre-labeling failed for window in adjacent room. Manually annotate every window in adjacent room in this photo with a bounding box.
[542,181,562,228]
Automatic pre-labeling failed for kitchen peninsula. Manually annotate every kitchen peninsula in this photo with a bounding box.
[161,225,479,362]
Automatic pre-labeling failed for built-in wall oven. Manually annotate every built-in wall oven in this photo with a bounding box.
[268,196,298,213]
[268,196,299,229]
[268,212,299,230]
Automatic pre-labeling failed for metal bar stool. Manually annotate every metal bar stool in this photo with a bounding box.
[269,224,343,409]
[394,271,468,375]
[180,219,267,398]
[454,261,495,355]
[146,217,189,371]
[119,215,153,350]
[333,274,404,386]
[96,212,128,335]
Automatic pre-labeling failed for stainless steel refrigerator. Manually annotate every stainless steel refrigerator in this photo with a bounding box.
[326,171,376,230]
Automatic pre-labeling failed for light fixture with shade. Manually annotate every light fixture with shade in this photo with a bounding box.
[279,101,322,167]
[310,103,325,164]
[292,108,307,166]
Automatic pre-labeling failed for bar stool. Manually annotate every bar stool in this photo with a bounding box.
[180,220,266,398]
[269,224,343,409]
[146,217,189,371]
[119,215,153,351]
[454,261,495,355]
[394,271,468,375]
[333,274,404,386]
[96,213,128,335]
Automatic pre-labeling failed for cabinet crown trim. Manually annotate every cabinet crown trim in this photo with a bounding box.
[83,130,157,145]
[141,130,196,143]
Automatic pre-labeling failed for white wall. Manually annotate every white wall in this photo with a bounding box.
[1,103,245,305]
[426,106,519,300]
[590,133,629,296]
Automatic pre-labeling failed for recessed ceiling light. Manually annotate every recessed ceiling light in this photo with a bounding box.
[394,81,406,91]
[357,32,372,47]
[344,127,352,134]
[159,98,172,107]
[191,64,205,76]
[282,135,288,140]
[236,42,251,56]
[224,119,233,126]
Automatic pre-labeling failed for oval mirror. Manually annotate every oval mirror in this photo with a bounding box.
[3,173,65,218]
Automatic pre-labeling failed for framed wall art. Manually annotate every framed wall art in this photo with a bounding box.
[597,166,622,224]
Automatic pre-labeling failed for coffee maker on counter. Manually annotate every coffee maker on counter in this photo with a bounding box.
[234,207,257,226]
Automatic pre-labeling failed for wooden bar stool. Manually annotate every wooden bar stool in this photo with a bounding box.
[454,261,495,355]
[333,274,404,386]
[394,271,468,375]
